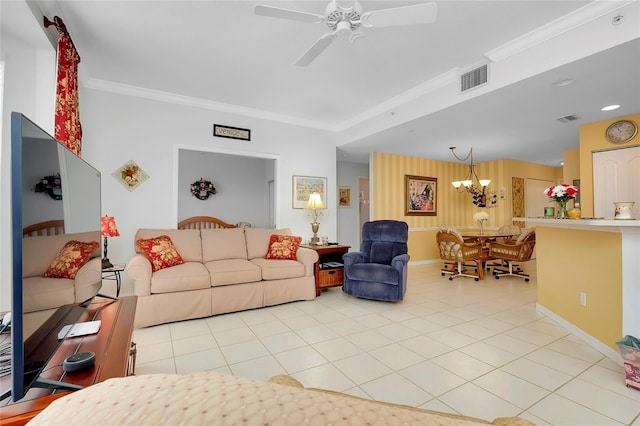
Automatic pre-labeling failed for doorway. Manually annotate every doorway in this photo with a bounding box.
[358,177,370,244]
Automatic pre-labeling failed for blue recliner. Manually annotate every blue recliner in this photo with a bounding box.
[342,220,410,302]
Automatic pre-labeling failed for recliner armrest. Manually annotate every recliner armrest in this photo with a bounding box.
[343,252,363,266]
[391,254,410,270]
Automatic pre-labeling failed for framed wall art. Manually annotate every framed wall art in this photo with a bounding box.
[405,175,437,216]
[112,160,149,191]
[292,175,327,209]
[339,186,351,207]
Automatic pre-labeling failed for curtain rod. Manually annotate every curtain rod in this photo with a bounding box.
[44,16,81,59]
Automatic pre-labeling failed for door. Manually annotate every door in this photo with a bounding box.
[525,178,555,218]
[358,177,370,245]
[593,146,640,218]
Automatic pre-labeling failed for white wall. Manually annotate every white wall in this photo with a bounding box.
[0,0,56,310]
[336,161,369,251]
[177,149,272,227]
[79,88,338,284]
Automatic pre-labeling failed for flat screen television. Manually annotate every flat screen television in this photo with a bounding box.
[1,112,102,402]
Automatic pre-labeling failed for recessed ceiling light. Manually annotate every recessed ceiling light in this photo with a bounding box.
[601,104,620,111]
[552,78,574,87]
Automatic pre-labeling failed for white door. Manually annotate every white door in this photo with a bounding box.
[525,178,555,218]
[593,146,640,219]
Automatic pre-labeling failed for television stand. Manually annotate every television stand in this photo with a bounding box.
[0,296,137,425]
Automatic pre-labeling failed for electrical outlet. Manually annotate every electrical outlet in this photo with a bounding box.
[580,292,587,307]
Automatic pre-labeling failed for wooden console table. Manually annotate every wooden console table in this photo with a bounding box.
[0,296,137,426]
[302,244,350,296]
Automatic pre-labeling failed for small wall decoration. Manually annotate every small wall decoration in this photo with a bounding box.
[112,160,149,191]
[213,124,251,141]
[292,175,327,209]
[339,186,351,207]
[191,178,217,200]
[405,175,437,216]
[34,174,62,200]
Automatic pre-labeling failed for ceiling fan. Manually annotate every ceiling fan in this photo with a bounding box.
[254,0,438,66]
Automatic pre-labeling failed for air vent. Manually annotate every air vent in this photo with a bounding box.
[460,64,488,92]
[556,114,580,123]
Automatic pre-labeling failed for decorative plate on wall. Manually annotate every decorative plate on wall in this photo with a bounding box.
[112,160,149,191]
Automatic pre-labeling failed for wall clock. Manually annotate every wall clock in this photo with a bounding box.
[605,120,637,144]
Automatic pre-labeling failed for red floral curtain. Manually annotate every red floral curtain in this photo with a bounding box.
[53,18,82,156]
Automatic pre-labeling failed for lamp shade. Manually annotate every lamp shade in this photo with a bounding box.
[305,192,325,210]
[101,215,120,238]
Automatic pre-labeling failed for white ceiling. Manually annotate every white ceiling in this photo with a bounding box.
[6,0,640,165]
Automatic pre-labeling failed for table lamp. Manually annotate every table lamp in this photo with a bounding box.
[101,215,120,269]
[305,192,325,245]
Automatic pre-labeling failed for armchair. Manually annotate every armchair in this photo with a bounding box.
[342,220,410,302]
[436,227,483,281]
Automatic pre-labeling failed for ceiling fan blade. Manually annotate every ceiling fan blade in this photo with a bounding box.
[361,2,438,28]
[295,34,336,67]
[254,4,325,23]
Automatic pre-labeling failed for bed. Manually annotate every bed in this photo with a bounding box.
[22,219,65,237]
[177,215,236,230]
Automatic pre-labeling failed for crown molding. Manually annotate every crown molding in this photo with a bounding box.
[335,68,459,132]
[485,0,635,63]
[84,78,335,132]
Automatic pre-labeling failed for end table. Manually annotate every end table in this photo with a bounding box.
[102,263,126,297]
[301,244,350,296]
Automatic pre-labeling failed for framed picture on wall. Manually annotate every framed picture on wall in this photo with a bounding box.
[339,187,351,207]
[405,175,437,216]
[573,179,581,205]
[292,175,327,209]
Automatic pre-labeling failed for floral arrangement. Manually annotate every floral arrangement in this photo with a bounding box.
[473,211,489,223]
[544,184,579,202]
[191,178,217,200]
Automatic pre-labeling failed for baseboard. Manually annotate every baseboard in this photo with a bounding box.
[536,303,621,363]
[408,259,440,266]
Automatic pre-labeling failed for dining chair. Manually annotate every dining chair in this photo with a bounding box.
[488,229,536,282]
[435,226,484,281]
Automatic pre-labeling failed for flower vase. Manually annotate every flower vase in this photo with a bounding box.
[479,220,485,236]
[556,200,568,218]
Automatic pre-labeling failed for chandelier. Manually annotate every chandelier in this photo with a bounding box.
[449,146,496,208]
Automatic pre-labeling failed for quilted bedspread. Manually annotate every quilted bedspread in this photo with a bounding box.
[29,371,528,425]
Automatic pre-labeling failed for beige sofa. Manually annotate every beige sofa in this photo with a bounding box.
[22,232,102,335]
[126,227,319,328]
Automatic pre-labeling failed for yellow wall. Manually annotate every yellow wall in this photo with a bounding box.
[579,113,640,217]
[536,226,622,349]
[371,152,558,262]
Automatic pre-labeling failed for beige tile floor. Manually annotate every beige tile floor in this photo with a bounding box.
[125,262,640,425]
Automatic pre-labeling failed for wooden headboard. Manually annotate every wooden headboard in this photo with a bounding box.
[23,219,65,237]
[177,216,236,230]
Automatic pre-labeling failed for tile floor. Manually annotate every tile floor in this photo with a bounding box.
[125,262,640,425]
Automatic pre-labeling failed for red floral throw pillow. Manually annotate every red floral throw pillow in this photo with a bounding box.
[43,240,99,279]
[264,234,302,260]
[136,235,184,272]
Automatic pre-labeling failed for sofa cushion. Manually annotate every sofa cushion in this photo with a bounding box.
[23,276,75,313]
[264,234,302,260]
[205,259,262,287]
[245,228,291,260]
[135,229,202,262]
[150,262,211,294]
[201,228,247,262]
[43,240,100,279]
[250,258,305,280]
[136,235,185,272]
